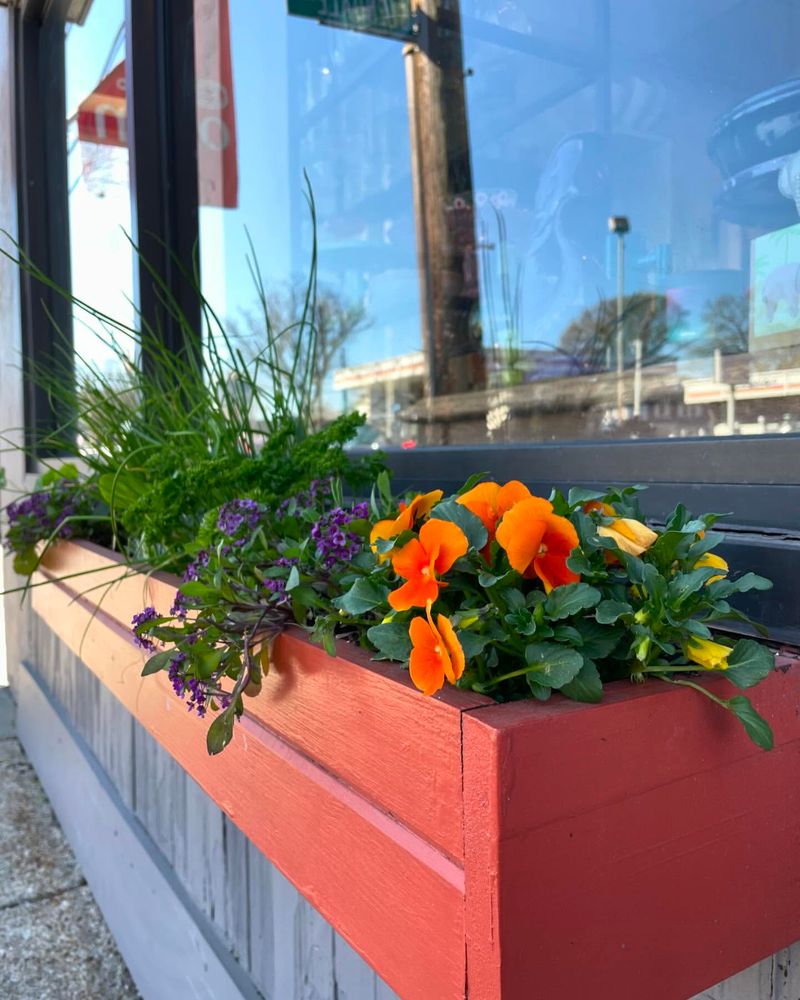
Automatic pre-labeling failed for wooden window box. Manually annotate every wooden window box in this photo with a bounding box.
[34,541,800,1000]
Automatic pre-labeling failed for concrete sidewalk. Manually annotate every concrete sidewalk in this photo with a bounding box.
[0,687,140,1000]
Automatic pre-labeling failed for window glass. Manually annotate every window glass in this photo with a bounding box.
[65,0,133,377]
[198,0,800,447]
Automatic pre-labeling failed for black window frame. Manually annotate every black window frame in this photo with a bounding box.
[11,0,800,645]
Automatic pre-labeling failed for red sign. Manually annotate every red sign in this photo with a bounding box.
[194,0,238,208]
[74,0,238,208]
[77,61,127,147]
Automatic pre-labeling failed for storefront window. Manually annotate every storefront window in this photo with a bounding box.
[65,0,133,377]
[197,0,800,447]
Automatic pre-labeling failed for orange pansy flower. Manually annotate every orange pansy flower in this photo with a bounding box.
[457,480,531,540]
[408,605,465,695]
[495,496,580,592]
[370,489,444,555]
[389,519,468,611]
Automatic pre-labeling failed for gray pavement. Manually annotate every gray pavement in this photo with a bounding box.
[0,687,140,1000]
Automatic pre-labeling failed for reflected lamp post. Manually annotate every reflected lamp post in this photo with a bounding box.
[609,215,629,421]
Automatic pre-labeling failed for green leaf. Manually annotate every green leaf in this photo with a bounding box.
[727,696,774,750]
[98,470,146,509]
[477,569,516,589]
[458,631,493,658]
[367,621,412,661]
[39,462,79,486]
[567,487,606,508]
[595,600,632,625]
[141,650,174,677]
[430,499,488,551]
[178,581,218,600]
[526,678,552,701]
[456,472,489,496]
[668,567,720,602]
[725,639,775,689]
[560,658,603,703]
[729,572,772,593]
[332,577,390,616]
[206,711,235,756]
[12,548,39,576]
[504,607,537,636]
[524,643,583,689]
[544,582,601,620]
[573,618,624,659]
[552,624,583,646]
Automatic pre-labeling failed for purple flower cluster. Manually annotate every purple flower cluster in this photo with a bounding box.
[276,478,332,517]
[167,650,230,718]
[167,652,208,716]
[311,501,369,570]
[263,556,298,604]
[131,606,158,651]
[4,486,79,553]
[183,550,209,582]
[217,499,261,543]
[170,589,188,619]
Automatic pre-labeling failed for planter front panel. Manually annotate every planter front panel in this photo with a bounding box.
[463,669,800,1000]
[33,570,468,1000]
[39,542,488,864]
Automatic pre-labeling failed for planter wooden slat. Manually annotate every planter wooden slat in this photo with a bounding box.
[31,541,800,999]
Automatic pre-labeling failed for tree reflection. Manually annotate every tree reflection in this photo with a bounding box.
[558,293,685,372]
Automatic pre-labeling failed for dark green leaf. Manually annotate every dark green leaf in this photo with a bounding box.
[727,696,774,750]
[141,650,174,676]
[544,582,601,620]
[206,711,235,756]
[595,600,632,625]
[332,577,390,616]
[526,678,552,701]
[504,588,526,610]
[560,658,603,703]
[567,487,606,508]
[668,567,719,602]
[430,499,488,551]
[458,631,493,658]
[178,581,218,600]
[524,643,583,688]
[574,618,624,659]
[456,472,489,496]
[725,639,775,689]
[504,608,537,636]
[367,621,412,661]
[729,572,772,593]
[552,624,583,646]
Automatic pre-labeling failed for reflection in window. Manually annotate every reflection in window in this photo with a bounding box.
[198,0,800,447]
[65,0,133,377]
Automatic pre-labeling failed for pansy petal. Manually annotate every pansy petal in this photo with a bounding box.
[370,519,398,546]
[389,576,440,611]
[391,537,429,580]
[436,614,465,682]
[496,480,533,516]
[420,519,469,575]
[409,614,439,652]
[495,498,548,574]
[408,489,444,523]
[409,647,446,695]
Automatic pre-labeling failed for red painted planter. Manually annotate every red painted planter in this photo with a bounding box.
[34,541,800,1000]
